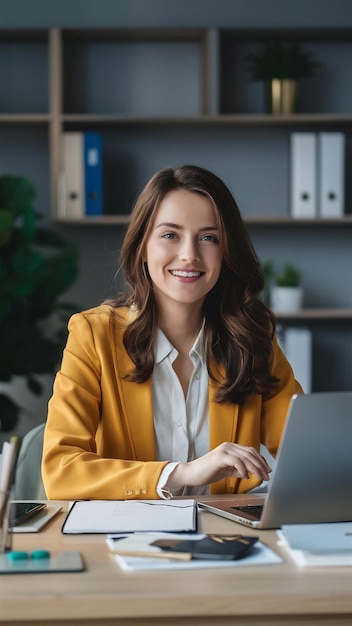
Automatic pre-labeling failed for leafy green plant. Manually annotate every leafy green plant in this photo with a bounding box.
[276,263,301,287]
[245,40,321,81]
[0,175,79,432]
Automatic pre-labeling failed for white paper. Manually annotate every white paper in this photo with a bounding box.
[278,523,352,567]
[280,522,352,552]
[113,540,282,571]
[62,499,197,534]
[106,531,204,561]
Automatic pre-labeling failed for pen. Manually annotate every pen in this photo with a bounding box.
[112,549,192,561]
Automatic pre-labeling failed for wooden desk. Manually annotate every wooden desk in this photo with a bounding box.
[1,495,352,626]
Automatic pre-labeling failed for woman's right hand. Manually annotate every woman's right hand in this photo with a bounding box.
[164,442,271,493]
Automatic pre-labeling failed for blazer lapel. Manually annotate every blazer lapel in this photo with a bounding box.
[120,377,156,461]
[111,310,157,461]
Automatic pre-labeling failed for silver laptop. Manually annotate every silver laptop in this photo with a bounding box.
[199,392,352,529]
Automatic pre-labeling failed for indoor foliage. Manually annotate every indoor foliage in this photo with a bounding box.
[0,175,78,432]
[245,40,321,81]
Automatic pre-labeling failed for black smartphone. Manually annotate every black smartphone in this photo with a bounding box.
[10,502,47,526]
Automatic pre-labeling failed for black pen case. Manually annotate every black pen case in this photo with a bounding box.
[152,535,258,560]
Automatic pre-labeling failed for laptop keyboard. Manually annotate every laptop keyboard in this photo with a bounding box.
[230,505,263,520]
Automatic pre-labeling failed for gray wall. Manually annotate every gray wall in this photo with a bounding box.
[1,0,352,28]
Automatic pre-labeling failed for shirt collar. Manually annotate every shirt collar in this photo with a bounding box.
[154,324,206,365]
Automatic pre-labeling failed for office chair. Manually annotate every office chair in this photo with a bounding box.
[14,422,46,499]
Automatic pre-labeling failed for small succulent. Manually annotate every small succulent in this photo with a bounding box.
[276,263,301,287]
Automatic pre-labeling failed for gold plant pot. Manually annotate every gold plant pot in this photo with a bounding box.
[266,79,297,114]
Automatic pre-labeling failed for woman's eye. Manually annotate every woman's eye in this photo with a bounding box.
[201,234,218,242]
[161,232,176,239]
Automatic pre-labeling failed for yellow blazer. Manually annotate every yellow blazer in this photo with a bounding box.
[42,305,302,500]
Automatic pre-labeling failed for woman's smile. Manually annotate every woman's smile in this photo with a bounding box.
[169,269,204,280]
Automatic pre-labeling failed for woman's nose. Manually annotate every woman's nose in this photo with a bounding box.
[179,238,199,262]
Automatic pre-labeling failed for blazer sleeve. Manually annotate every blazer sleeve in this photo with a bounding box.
[42,310,169,500]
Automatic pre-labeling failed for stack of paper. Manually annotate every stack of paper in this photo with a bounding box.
[278,522,352,567]
[106,532,282,571]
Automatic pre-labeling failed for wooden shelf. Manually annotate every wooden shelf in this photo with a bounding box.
[276,308,352,321]
[245,216,352,225]
[0,114,51,124]
[54,215,352,226]
[55,215,130,226]
[61,113,352,126]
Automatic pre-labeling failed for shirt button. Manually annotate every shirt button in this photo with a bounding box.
[177,422,182,427]
[195,374,200,380]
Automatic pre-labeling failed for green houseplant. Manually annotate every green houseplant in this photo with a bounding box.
[0,176,78,433]
[245,40,321,113]
[246,40,321,81]
[270,263,303,313]
[275,263,301,287]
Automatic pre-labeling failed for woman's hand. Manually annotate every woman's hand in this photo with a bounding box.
[165,442,271,492]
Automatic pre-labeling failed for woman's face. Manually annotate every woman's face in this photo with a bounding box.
[145,188,223,313]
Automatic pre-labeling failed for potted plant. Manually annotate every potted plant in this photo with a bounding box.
[269,262,303,313]
[0,175,78,434]
[245,40,321,114]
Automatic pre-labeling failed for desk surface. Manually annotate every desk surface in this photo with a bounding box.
[1,494,352,626]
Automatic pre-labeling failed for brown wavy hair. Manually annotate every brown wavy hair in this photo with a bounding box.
[108,165,278,404]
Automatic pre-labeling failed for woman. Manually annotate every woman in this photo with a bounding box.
[42,165,302,500]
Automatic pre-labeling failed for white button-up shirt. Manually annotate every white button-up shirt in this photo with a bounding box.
[152,327,210,497]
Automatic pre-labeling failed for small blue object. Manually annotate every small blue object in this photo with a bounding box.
[7,551,29,561]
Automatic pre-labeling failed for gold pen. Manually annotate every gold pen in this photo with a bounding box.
[112,549,192,561]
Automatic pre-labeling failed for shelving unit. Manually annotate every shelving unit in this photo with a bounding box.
[1,25,351,390]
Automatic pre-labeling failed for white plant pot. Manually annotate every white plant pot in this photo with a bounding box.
[270,286,303,313]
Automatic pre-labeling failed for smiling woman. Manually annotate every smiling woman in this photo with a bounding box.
[42,165,302,501]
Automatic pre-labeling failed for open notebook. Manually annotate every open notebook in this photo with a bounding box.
[199,391,352,529]
[62,499,197,534]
